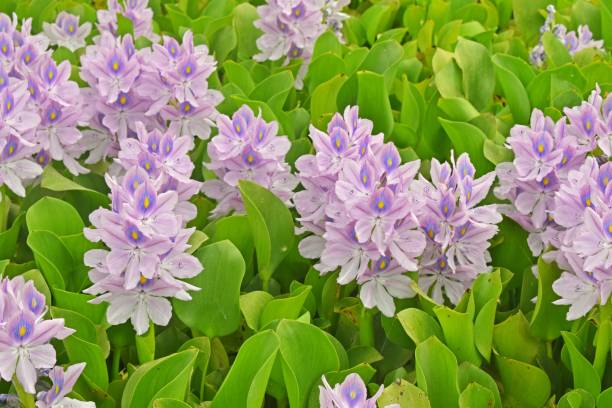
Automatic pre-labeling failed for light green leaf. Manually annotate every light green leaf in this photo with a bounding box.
[415,337,460,408]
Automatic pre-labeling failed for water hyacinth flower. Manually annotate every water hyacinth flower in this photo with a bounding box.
[411,153,501,304]
[36,363,95,408]
[97,0,159,42]
[529,5,605,67]
[42,12,91,52]
[202,104,297,219]
[295,106,427,316]
[254,0,349,87]
[319,373,399,408]
[83,121,203,335]
[0,276,79,395]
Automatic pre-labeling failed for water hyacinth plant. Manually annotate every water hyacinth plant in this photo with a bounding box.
[0,0,610,407]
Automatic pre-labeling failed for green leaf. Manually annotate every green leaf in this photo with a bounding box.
[542,31,572,67]
[457,362,502,408]
[233,3,259,59]
[122,349,198,408]
[136,324,156,364]
[474,299,496,362]
[492,56,531,124]
[377,379,431,408]
[239,180,294,284]
[493,312,540,363]
[357,71,393,136]
[558,388,596,408]
[360,0,399,45]
[26,196,84,236]
[173,241,245,337]
[495,356,551,408]
[561,332,601,398]
[434,306,481,365]
[117,13,134,37]
[311,74,347,129]
[459,383,495,408]
[260,286,312,328]
[597,387,612,407]
[530,257,569,340]
[439,118,493,173]
[240,291,273,331]
[0,213,24,260]
[438,97,480,122]
[397,308,443,345]
[511,0,549,42]
[415,337,460,408]
[211,330,279,408]
[27,230,72,290]
[178,337,211,375]
[277,320,341,408]
[222,61,254,95]
[454,38,494,111]
[152,399,191,408]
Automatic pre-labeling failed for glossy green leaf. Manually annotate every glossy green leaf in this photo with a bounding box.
[493,312,540,363]
[378,379,431,408]
[459,383,495,408]
[457,362,502,408]
[454,38,494,111]
[260,286,312,328]
[0,213,23,260]
[357,70,394,136]
[561,332,601,398]
[173,241,245,337]
[122,349,198,408]
[397,308,443,345]
[239,180,294,284]
[415,336,460,408]
[558,388,596,408]
[493,56,531,124]
[542,31,572,67]
[439,118,493,173]
[496,356,551,408]
[240,291,273,331]
[212,330,279,408]
[434,306,481,365]
[530,257,570,340]
[26,196,83,236]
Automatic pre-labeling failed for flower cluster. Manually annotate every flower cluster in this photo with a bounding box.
[530,5,604,67]
[295,106,426,317]
[83,122,203,335]
[0,13,88,197]
[0,276,92,407]
[319,373,398,408]
[254,0,349,87]
[202,104,297,218]
[79,29,221,165]
[495,86,611,319]
[97,0,158,42]
[42,12,91,52]
[412,154,501,304]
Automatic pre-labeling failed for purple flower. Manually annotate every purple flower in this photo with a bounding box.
[42,12,91,52]
[35,363,93,408]
[319,373,396,408]
[97,0,158,42]
[202,104,297,218]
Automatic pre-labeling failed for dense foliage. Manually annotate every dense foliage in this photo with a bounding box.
[0,0,610,407]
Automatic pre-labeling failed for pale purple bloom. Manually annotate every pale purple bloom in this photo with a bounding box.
[202,104,297,218]
[97,0,159,42]
[319,373,397,408]
[42,12,91,52]
[36,363,94,408]
[0,277,75,395]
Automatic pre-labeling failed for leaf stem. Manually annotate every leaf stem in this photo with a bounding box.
[593,301,612,379]
[111,347,122,380]
[136,322,155,364]
[13,377,35,408]
[359,307,375,347]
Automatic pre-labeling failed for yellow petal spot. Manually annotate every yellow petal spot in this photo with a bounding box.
[608,224,612,234]
[443,205,449,214]
[547,214,554,222]
[139,274,147,285]
[259,131,263,140]
[379,260,386,269]
[235,124,241,133]
[143,196,150,209]
[151,143,157,151]
[350,390,356,399]
[24,54,30,63]
[362,175,367,185]
[184,103,191,112]
[537,143,544,153]
[133,181,139,189]
[170,47,175,55]
[361,147,365,155]
[561,156,568,165]
[586,120,591,130]
[292,49,299,56]
[1,45,6,53]
[144,162,151,170]
[31,298,37,308]
[185,65,191,74]
[38,155,45,163]
[29,86,34,95]
[19,325,26,337]
[604,177,609,186]
[0,77,4,85]
[335,138,341,148]
[112,62,119,71]
[439,260,446,268]
[294,8,301,16]
[460,227,466,236]
[48,70,54,80]
[68,25,75,33]
[119,95,127,105]
[377,200,385,209]
[466,191,471,201]
[585,198,592,207]
[6,101,11,111]
[131,230,139,241]
[247,154,254,163]
[166,144,171,153]
[49,111,57,121]
[542,177,549,186]
[55,385,60,394]
[428,229,434,238]
[387,157,393,167]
